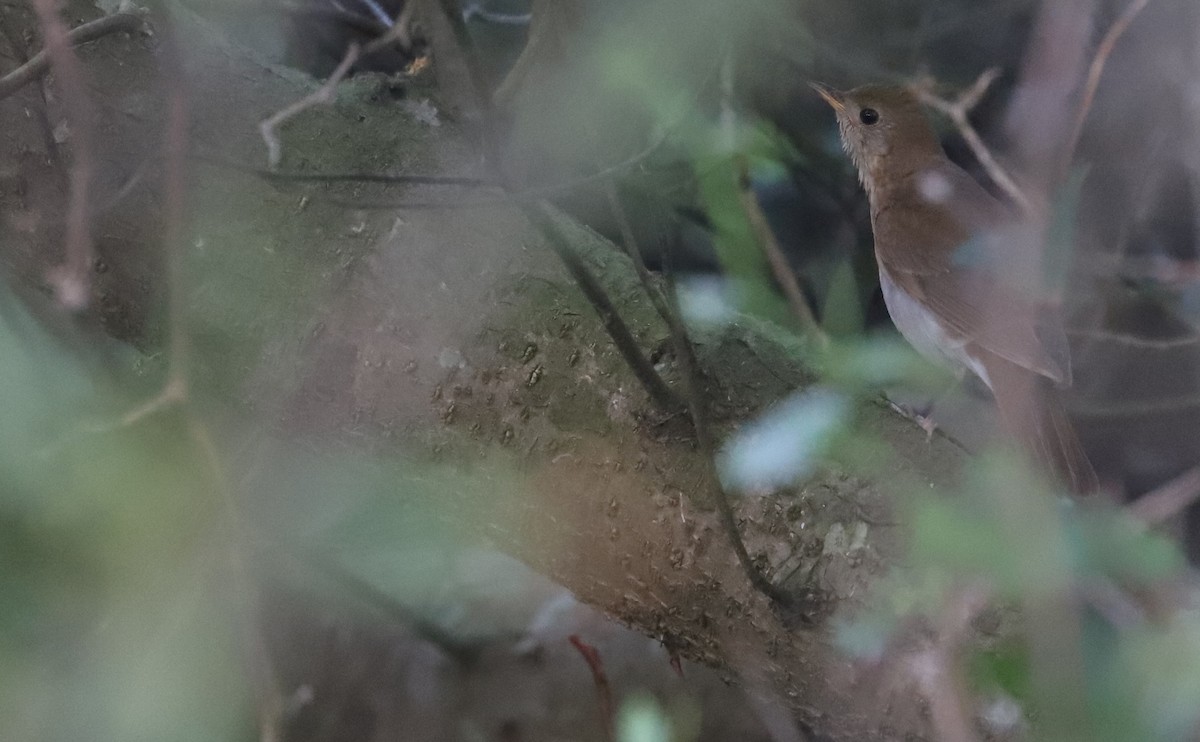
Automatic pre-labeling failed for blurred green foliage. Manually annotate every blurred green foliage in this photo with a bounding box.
[0,297,250,741]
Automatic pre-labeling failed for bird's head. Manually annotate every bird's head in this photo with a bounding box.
[811,83,944,198]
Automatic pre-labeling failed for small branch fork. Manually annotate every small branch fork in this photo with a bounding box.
[912,0,1154,214]
[258,14,418,167]
[260,45,361,168]
[0,8,145,101]
[911,69,1034,217]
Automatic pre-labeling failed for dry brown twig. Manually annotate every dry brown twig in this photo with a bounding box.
[733,157,829,346]
[27,0,120,309]
[523,203,682,413]
[1127,464,1200,525]
[259,15,417,167]
[911,69,1034,217]
[604,181,676,329]
[259,44,361,168]
[0,7,145,101]
[718,53,827,345]
[605,180,791,606]
[1061,0,1154,173]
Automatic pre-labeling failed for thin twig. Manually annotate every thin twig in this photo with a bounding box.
[426,0,681,413]
[434,0,494,109]
[719,52,824,344]
[391,0,421,51]
[568,635,615,742]
[0,9,146,101]
[664,273,794,606]
[607,172,787,601]
[1061,0,1153,174]
[523,203,681,413]
[260,44,361,168]
[912,69,1034,217]
[1066,326,1200,351]
[1069,392,1200,418]
[148,17,288,742]
[604,181,676,328]
[0,13,63,168]
[162,54,192,390]
[606,180,788,604]
[29,0,117,309]
[1128,464,1200,525]
[733,157,828,346]
[257,0,414,168]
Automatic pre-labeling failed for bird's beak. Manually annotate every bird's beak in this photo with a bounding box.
[809,81,846,113]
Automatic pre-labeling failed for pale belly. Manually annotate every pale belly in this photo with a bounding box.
[878,267,993,389]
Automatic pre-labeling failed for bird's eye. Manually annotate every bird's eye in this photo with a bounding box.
[859,108,880,125]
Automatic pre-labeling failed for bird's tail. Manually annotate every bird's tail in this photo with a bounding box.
[982,354,1099,496]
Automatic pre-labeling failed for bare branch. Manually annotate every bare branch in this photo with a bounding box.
[523,203,682,413]
[1002,0,1097,190]
[1062,0,1154,173]
[604,181,676,329]
[28,0,121,310]
[1128,464,1200,525]
[1066,326,1200,351]
[733,157,828,346]
[260,44,361,168]
[912,69,1034,216]
[606,180,791,606]
[0,9,145,101]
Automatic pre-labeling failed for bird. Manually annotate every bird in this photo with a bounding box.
[812,82,1099,495]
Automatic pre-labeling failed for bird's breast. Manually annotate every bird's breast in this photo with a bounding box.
[878,266,992,389]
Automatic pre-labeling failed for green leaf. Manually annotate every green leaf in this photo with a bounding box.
[1069,508,1185,585]
[969,640,1032,701]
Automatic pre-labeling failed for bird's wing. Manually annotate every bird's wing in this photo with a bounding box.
[872,161,1015,275]
[874,162,1070,384]
[896,268,1071,385]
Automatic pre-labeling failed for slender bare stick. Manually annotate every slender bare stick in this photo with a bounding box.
[607,180,789,605]
[1061,0,1153,173]
[260,44,361,167]
[733,158,828,345]
[1128,464,1200,525]
[523,203,682,413]
[0,9,145,101]
[391,0,421,51]
[256,3,455,169]
[604,181,675,328]
[29,0,110,309]
[913,69,1035,217]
